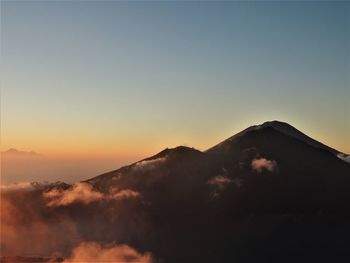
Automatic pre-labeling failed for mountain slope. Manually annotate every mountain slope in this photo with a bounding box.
[82,121,350,263]
[3,121,350,263]
[86,121,350,219]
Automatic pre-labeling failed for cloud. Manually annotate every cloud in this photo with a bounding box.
[63,242,153,263]
[337,153,350,163]
[43,183,104,207]
[110,188,141,200]
[251,158,277,173]
[43,183,141,207]
[0,182,37,192]
[0,180,150,261]
[132,157,167,171]
[1,186,82,256]
[207,174,233,199]
[1,183,147,258]
[207,175,232,190]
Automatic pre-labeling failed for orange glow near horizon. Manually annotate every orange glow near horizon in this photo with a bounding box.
[2,119,350,160]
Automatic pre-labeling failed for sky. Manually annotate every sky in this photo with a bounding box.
[1,1,349,183]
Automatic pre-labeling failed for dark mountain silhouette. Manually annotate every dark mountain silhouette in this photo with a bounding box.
[208,120,344,155]
[82,121,350,263]
[3,121,350,263]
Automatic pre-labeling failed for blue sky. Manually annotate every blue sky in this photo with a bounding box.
[2,1,350,160]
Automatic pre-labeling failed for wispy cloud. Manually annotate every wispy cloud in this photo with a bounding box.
[132,157,167,171]
[43,183,141,207]
[110,188,141,200]
[0,182,37,192]
[43,183,104,207]
[207,175,232,190]
[207,170,233,198]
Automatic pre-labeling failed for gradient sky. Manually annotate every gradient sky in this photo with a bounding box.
[1,1,350,182]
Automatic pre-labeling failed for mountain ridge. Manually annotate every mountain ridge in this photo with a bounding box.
[85,120,349,195]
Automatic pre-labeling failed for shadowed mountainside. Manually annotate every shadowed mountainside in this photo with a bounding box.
[2,121,350,263]
[83,121,350,263]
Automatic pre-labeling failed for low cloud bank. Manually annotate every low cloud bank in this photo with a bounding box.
[0,182,38,192]
[63,242,153,263]
[1,182,146,258]
[251,158,277,173]
[1,186,82,257]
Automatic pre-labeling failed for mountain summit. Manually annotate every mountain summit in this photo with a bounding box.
[208,120,346,158]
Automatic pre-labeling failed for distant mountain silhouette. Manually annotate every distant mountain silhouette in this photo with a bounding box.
[82,121,350,263]
[2,148,41,157]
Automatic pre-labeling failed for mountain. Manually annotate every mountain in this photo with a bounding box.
[87,121,350,195]
[4,121,349,263]
[82,121,350,263]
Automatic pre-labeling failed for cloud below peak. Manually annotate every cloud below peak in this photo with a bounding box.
[132,157,167,171]
[208,175,232,189]
[43,183,141,207]
[43,183,104,207]
[251,158,278,173]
